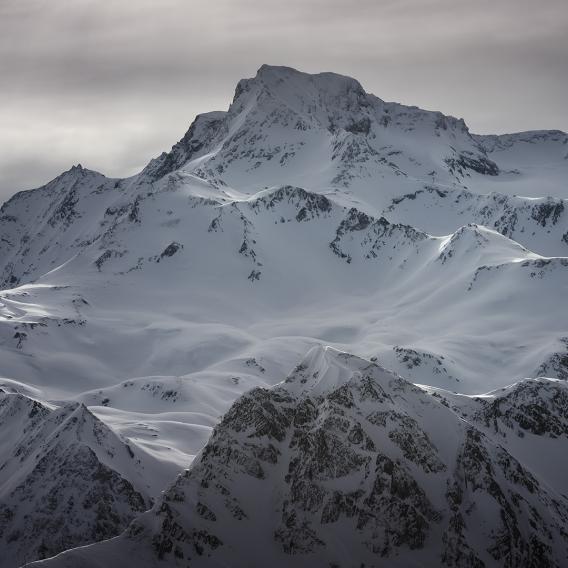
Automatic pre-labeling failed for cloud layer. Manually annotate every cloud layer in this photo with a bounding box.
[1,0,566,200]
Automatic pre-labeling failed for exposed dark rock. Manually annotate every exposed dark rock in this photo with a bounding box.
[159,242,183,260]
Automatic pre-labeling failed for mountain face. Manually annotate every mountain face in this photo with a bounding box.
[0,65,567,566]
[1,66,567,290]
[32,348,568,568]
[0,390,156,567]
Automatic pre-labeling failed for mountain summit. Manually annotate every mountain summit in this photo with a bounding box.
[143,64,492,196]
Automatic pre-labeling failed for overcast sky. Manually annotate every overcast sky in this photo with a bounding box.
[1,0,567,201]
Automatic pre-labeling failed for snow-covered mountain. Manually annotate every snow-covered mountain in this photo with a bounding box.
[31,348,568,567]
[1,66,567,289]
[0,388,167,567]
[0,65,567,566]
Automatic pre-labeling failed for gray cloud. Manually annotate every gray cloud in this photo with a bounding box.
[1,0,567,200]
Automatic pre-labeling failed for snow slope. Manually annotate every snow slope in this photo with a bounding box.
[384,185,567,256]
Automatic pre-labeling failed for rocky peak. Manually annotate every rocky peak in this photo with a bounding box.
[35,349,568,567]
[0,391,154,567]
[233,64,370,109]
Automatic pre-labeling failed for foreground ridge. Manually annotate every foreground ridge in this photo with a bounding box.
[0,390,154,567]
[33,348,568,568]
